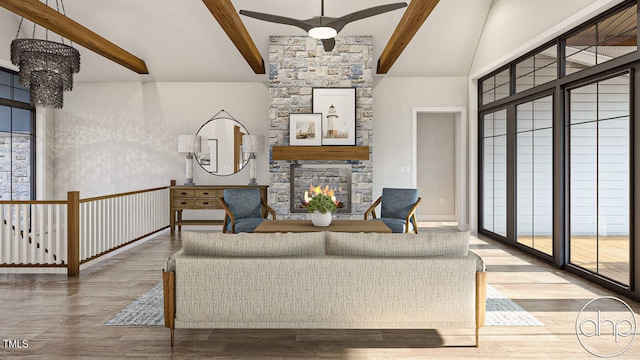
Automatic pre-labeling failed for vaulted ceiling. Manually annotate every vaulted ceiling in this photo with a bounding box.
[0,0,493,82]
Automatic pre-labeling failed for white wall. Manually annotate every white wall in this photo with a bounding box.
[54,82,269,199]
[372,76,467,200]
[416,112,455,220]
[0,10,18,71]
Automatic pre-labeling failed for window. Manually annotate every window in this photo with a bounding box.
[568,73,630,285]
[565,4,638,75]
[482,109,507,236]
[481,68,510,105]
[516,95,553,256]
[515,45,558,93]
[0,68,34,200]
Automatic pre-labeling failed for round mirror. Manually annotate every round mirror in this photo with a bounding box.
[195,113,249,176]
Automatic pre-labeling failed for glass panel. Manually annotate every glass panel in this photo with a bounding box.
[13,74,28,90]
[517,101,533,132]
[533,96,553,129]
[565,4,637,76]
[516,45,558,92]
[517,131,533,248]
[516,95,553,256]
[0,84,11,99]
[0,105,10,132]
[0,131,10,199]
[570,83,597,124]
[598,118,629,284]
[483,109,507,237]
[483,137,494,232]
[11,133,31,200]
[569,73,630,285]
[493,135,507,236]
[533,128,553,255]
[598,75,630,121]
[11,108,31,133]
[570,122,598,272]
[481,69,510,105]
[535,45,558,86]
[483,113,494,137]
[0,71,10,86]
[493,109,507,136]
[13,89,29,103]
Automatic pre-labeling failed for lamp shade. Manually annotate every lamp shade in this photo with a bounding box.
[242,135,265,154]
[177,135,200,153]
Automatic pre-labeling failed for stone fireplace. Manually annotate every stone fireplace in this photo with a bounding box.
[268,35,373,219]
[290,164,352,213]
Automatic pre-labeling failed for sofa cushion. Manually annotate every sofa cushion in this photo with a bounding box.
[326,231,470,257]
[181,231,325,257]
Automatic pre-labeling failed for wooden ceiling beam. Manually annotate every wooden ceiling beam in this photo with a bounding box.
[377,0,440,74]
[0,0,149,74]
[202,0,265,74]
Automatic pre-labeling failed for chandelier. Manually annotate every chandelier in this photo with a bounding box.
[10,0,80,109]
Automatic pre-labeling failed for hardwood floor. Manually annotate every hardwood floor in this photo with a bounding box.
[1,225,640,359]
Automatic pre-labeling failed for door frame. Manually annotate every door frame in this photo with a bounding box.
[412,107,468,231]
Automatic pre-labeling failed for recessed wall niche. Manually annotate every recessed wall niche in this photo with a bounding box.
[268,35,373,219]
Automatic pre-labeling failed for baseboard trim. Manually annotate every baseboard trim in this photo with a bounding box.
[417,215,456,222]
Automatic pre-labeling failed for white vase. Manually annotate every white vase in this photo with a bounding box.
[311,211,332,227]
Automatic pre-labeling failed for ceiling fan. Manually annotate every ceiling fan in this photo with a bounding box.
[239,0,407,51]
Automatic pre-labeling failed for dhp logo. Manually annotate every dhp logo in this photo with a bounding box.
[576,296,637,357]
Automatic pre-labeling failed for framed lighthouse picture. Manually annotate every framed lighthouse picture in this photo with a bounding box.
[312,87,356,145]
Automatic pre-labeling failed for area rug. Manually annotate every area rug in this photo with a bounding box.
[104,283,544,327]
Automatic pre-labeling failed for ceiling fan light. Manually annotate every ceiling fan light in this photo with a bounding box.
[308,27,337,40]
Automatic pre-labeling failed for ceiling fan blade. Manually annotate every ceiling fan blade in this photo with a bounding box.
[329,2,408,32]
[321,38,336,52]
[239,10,312,32]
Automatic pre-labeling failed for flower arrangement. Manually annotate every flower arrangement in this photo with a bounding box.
[306,193,337,214]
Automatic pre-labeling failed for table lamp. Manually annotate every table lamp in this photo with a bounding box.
[242,135,265,186]
[177,135,201,186]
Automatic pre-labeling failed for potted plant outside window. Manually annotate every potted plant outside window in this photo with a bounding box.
[306,193,337,226]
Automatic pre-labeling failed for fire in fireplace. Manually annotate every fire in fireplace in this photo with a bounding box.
[290,164,352,213]
[302,184,345,209]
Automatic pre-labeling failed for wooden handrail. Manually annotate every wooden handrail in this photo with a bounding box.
[1,185,170,276]
[79,186,169,203]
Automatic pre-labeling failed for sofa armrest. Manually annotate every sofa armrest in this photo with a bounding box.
[164,249,184,272]
[468,250,486,272]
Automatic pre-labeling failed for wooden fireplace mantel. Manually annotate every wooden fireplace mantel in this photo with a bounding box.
[271,146,369,161]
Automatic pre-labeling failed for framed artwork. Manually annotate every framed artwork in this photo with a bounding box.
[289,113,322,146]
[312,87,356,145]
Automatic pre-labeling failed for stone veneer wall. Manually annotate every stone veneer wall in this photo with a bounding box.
[0,134,31,200]
[268,36,373,219]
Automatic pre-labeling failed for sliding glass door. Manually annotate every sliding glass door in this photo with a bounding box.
[482,110,507,237]
[568,72,631,286]
[516,95,554,256]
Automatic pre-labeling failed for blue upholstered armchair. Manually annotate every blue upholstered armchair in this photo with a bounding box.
[364,188,422,233]
[220,188,276,233]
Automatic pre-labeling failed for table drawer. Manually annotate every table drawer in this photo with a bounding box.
[173,199,195,208]
[195,189,223,198]
[193,199,222,209]
[173,189,195,198]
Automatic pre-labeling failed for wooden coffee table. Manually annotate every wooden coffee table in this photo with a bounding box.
[253,219,391,233]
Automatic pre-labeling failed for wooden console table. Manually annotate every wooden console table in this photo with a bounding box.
[169,181,268,234]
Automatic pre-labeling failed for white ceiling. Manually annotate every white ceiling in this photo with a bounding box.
[1,0,493,82]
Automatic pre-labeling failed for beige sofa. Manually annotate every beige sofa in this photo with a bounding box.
[162,231,487,347]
